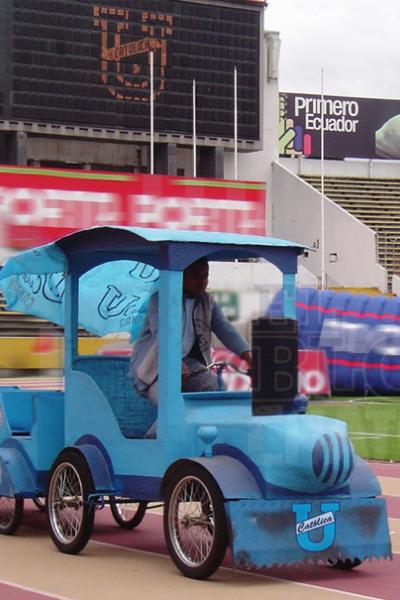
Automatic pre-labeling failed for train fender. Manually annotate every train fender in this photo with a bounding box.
[72,444,114,492]
[0,447,36,496]
[161,455,262,500]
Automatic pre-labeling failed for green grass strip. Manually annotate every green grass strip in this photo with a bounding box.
[308,400,400,461]
[0,166,132,182]
[174,179,265,190]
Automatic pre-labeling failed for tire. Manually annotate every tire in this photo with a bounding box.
[0,496,24,535]
[47,450,95,555]
[329,557,362,570]
[110,498,147,529]
[163,464,228,580]
[33,497,46,512]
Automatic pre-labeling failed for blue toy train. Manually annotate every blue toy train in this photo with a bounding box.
[0,227,392,579]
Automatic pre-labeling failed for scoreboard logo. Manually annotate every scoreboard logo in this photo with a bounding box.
[92,6,173,103]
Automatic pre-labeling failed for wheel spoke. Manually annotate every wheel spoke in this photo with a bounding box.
[49,462,85,545]
[0,497,15,527]
[115,501,139,521]
[0,495,23,535]
[168,475,216,568]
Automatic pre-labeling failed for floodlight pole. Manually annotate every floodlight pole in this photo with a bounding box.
[320,68,326,290]
[150,51,154,175]
[234,65,238,180]
[193,79,197,177]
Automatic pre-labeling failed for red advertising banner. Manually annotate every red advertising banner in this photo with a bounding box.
[298,349,331,397]
[0,166,266,249]
[210,348,331,397]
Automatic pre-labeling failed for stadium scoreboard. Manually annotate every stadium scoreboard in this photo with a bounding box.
[0,0,265,144]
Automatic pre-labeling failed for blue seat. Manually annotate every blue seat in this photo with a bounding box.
[1,390,33,435]
[74,357,156,438]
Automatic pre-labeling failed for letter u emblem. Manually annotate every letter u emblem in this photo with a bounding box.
[292,502,340,552]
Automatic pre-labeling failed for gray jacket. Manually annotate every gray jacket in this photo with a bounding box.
[130,291,249,391]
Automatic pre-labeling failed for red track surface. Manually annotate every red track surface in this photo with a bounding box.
[0,582,61,600]
[369,461,400,479]
[0,376,399,598]
[89,513,399,600]
[13,482,397,600]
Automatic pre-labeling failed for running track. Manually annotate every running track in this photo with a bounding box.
[0,377,399,599]
[0,461,398,600]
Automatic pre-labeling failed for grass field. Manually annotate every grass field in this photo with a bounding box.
[308,397,400,462]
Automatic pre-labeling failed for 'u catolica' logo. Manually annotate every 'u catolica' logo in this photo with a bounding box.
[292,502,340,552]
[92,6,173,102]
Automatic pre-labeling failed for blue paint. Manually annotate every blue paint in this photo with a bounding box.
[269,286,400,394]
[0,226,391,570]
[282,273,296,319]
[292,501,340,552]
[117,474,163,500]
[227,496,391,568]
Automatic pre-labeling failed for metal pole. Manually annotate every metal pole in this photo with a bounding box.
[320,68,326,290]
[193,79,197,177]
[150,51,154,175]
[234,66,238,180]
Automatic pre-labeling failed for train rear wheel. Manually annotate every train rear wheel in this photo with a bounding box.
[0,496,24,535]
[47,451,95,554]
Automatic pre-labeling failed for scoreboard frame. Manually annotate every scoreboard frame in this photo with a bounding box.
[0,0,266,150]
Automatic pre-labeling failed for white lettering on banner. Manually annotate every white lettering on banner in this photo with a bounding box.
[0,187,264,237]
[298,369,326,394]
[0,187,121,228]
[133,195,207,229]
[294,97,359,118]
[294,96,360,135]
[128,195,263,234]
[193,199,251,211]
[212,348,329,394]
[305,115,359,133]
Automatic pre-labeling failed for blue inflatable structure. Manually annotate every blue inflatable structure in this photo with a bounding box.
[269,288,400,395]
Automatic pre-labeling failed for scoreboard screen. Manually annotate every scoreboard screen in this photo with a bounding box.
[0,0,263,141]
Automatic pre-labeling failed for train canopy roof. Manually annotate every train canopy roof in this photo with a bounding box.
[0,226,307,336]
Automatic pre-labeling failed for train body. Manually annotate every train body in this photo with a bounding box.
[0,226,391,578]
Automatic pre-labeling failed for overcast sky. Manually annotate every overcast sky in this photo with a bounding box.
[265,0,400,100]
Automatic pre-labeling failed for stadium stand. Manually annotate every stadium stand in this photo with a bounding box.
[0,290,110,373]
[329,287,383,296]
[0,290,60,336]
[301,175,400,287]
[0,290,92,337]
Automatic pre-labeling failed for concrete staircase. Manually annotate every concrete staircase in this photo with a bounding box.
[301,175,400,288]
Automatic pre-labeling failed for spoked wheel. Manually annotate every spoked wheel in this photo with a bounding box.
[329,557,362,570]
[163,464,228,580]
[33,497,46,512]
[110,498,147,529]
[47,451,95,554]
[0,496,24,535]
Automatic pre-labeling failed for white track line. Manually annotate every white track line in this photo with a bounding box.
[15,519,399,600]
[92,538,394,600]
[350,432,400,439]
[0,578,73,600]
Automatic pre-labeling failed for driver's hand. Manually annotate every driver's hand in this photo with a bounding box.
[241,350,252,369]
